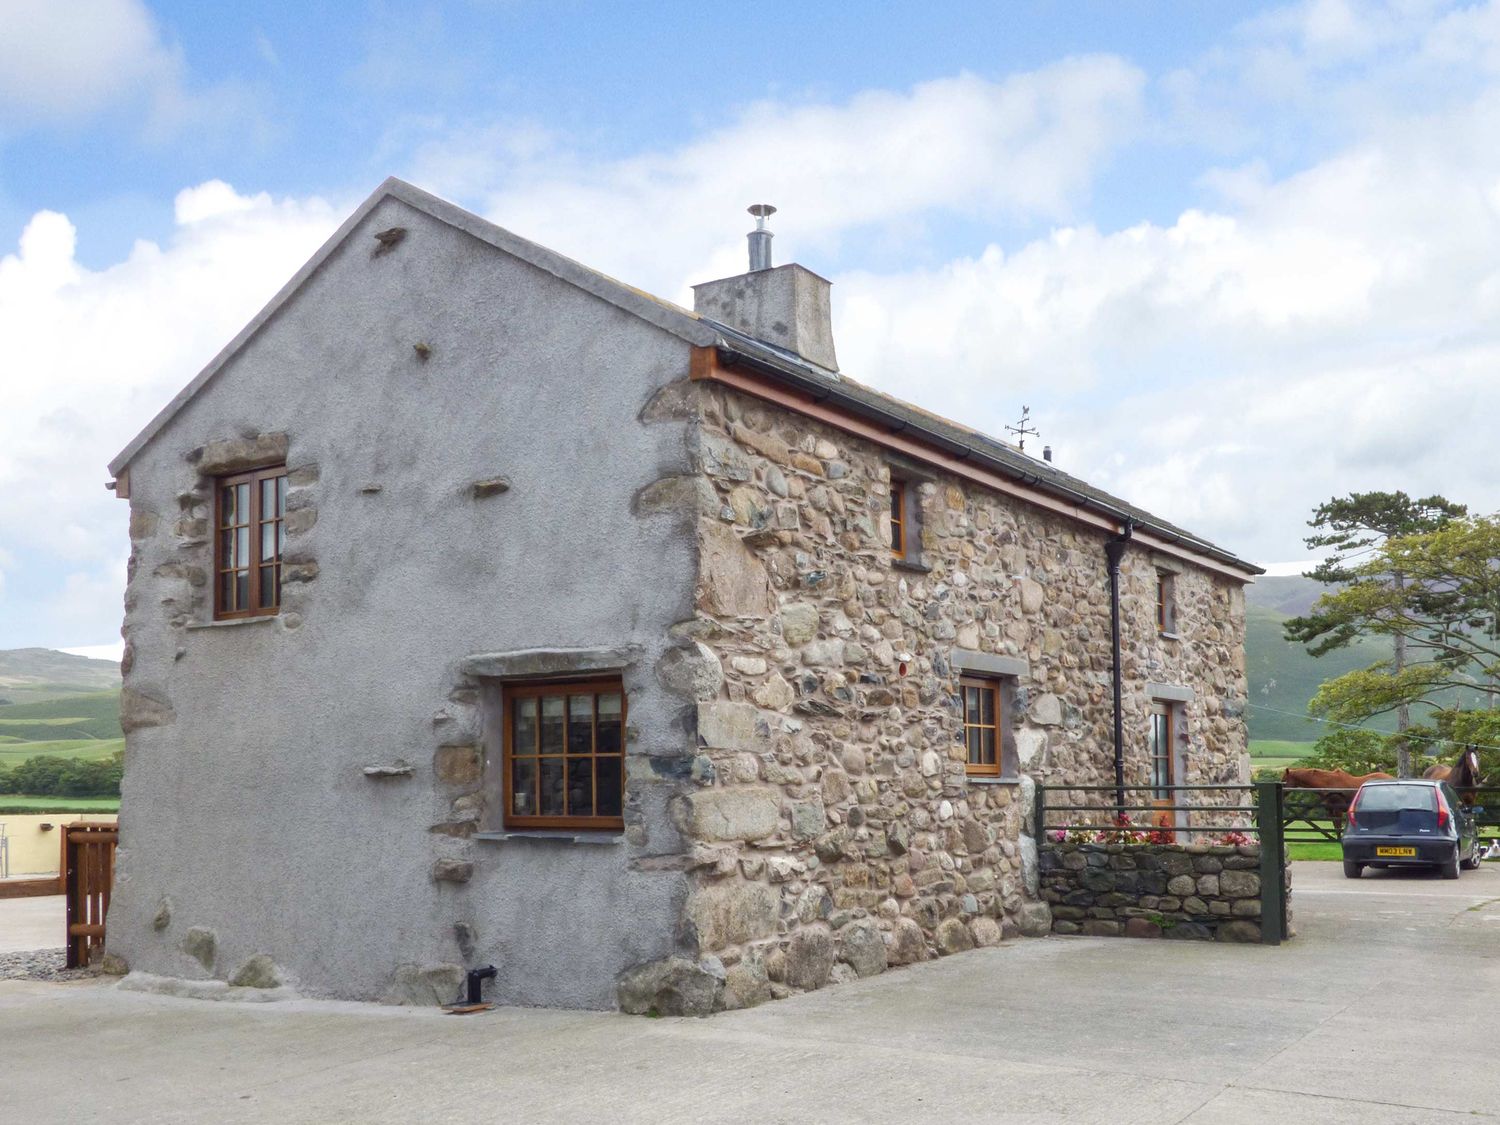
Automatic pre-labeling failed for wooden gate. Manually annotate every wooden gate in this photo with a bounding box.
[63,823,117,968]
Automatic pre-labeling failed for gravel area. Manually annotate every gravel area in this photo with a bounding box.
[0,947,101,982]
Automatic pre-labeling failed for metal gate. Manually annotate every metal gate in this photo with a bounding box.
[63,823,117,968]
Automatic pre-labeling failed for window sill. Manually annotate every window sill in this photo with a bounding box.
[967,775,1021,786]
[185,616,278,631]
[1157,631,1180,642]
[892,557,932,574]
[474,830,623,846]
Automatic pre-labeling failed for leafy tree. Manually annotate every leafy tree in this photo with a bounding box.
[1296,728,1401,775]
[1287,491,1468,775]
[1296,516,1500,775]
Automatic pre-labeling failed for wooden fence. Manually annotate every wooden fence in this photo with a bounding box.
[63,823,117,968]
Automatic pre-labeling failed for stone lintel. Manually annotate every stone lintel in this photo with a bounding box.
[1147,681,1195,703]
[461,646,641,680]
[951,648,1030,679]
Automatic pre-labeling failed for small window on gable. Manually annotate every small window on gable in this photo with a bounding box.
[215,465,287,619]
[890,479,908,559]
[1156,571,1176,636]
[503,679,625,831]
[961,676,1001,777]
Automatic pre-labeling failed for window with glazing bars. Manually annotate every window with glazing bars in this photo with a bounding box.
[961,676,1001,776]
[1149,703,1174,799]
[215,465,287,619]
[890,481,908,558]
[503,680,625,829]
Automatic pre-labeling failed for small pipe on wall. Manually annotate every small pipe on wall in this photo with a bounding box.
[1104,521,1135,812]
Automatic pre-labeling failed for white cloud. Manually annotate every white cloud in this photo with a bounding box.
[0,183,340,645]
[407,59,1148,299]
[0,0,257,137]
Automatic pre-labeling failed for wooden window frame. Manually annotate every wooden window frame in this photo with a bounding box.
[501,678,626,831]
[1156,571,1176,636]
[213,464,287,621]
[1149,702,1175,799]
[890,478,908,559]
[960,675,1002,778]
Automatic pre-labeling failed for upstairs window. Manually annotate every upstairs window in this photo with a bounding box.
[1155,571,1177,636]
[215,465,287,619]
[504,680,625,830]
[890,480,908,559]
[960,676,1001,777]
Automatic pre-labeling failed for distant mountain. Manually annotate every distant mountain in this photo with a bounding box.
[1244,601,1394,742]
[1244,574,1326,618]
[0,647,121,706]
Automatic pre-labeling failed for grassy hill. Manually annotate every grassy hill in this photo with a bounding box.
[0,650,123,810]
[0,647,120,705]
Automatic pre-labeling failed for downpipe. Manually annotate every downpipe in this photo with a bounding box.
[1105,522,1135,813]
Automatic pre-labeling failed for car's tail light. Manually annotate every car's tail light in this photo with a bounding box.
[1347,792,1358,829]
[1438,799,1450,830]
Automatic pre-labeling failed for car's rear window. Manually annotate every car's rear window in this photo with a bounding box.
[1357,785,1438,812]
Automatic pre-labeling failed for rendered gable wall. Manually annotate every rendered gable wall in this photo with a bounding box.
[108,197,710,1008]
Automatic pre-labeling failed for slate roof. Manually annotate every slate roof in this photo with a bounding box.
[109,178,1260,576]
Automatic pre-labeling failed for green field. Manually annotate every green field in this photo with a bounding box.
[0,795,120,813]
[0,736,124,768]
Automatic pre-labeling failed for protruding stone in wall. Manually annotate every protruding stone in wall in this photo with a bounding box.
[783,926,834,991]
[722,953,772,1010]
[934,917,974,956]
[679,787,780,842]
[837,919,888,978]
[151,897,172,931]
[384,963,464,1006]
[685,881,779,949]
[433,744,481,787]
[454,922,477,961]
[470,477,511,499]
[188,433,289,476]
[635,475,717,517]
[617,956,724,1017]
[699,523,774,617]
[432,858,474,884]
[695,701,771,753]
[120,687,175,733]
[656,642,724,702]
[230,954,285,989]
[180,927,216,970]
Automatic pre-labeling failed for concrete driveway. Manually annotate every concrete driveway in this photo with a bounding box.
[2,861,1497,1124]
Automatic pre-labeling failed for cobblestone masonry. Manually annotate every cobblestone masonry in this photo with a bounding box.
[1039,840,1291,942]
[623,382,1251,1010]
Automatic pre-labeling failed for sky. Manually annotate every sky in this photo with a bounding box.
[4,0,1500,653]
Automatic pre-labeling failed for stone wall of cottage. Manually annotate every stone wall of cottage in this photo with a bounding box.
[665,382,1249,1010]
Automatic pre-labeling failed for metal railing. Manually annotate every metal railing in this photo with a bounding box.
[1035,781,1287,945]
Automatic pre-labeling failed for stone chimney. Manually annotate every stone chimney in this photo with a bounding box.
[692,205,838,371]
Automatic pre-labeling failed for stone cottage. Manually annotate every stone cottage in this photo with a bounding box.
[105,179,1261,1013]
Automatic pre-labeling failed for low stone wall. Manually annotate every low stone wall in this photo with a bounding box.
[1039,840,1286,942]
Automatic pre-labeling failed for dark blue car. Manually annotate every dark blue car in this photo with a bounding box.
[1342,779,1481,880]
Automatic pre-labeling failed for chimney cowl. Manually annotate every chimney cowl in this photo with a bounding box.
[747,204,776,271]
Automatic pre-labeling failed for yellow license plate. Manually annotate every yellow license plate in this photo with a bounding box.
[1375,846,1417,857]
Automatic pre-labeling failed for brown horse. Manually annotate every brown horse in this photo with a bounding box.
[1423,748,1485,801]
[1282,767,1395,827]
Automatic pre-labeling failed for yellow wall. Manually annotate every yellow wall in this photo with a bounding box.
[0,814,117,878]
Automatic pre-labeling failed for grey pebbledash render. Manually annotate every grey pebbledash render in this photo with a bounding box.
[105,178,1262,1013]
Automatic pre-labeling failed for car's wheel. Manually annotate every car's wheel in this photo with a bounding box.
[1441,848,1461,879]
[1343,860,1363,879]
[1463,839,1482,870]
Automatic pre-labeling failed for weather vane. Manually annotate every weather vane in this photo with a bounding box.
[1006,405,1040,452]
